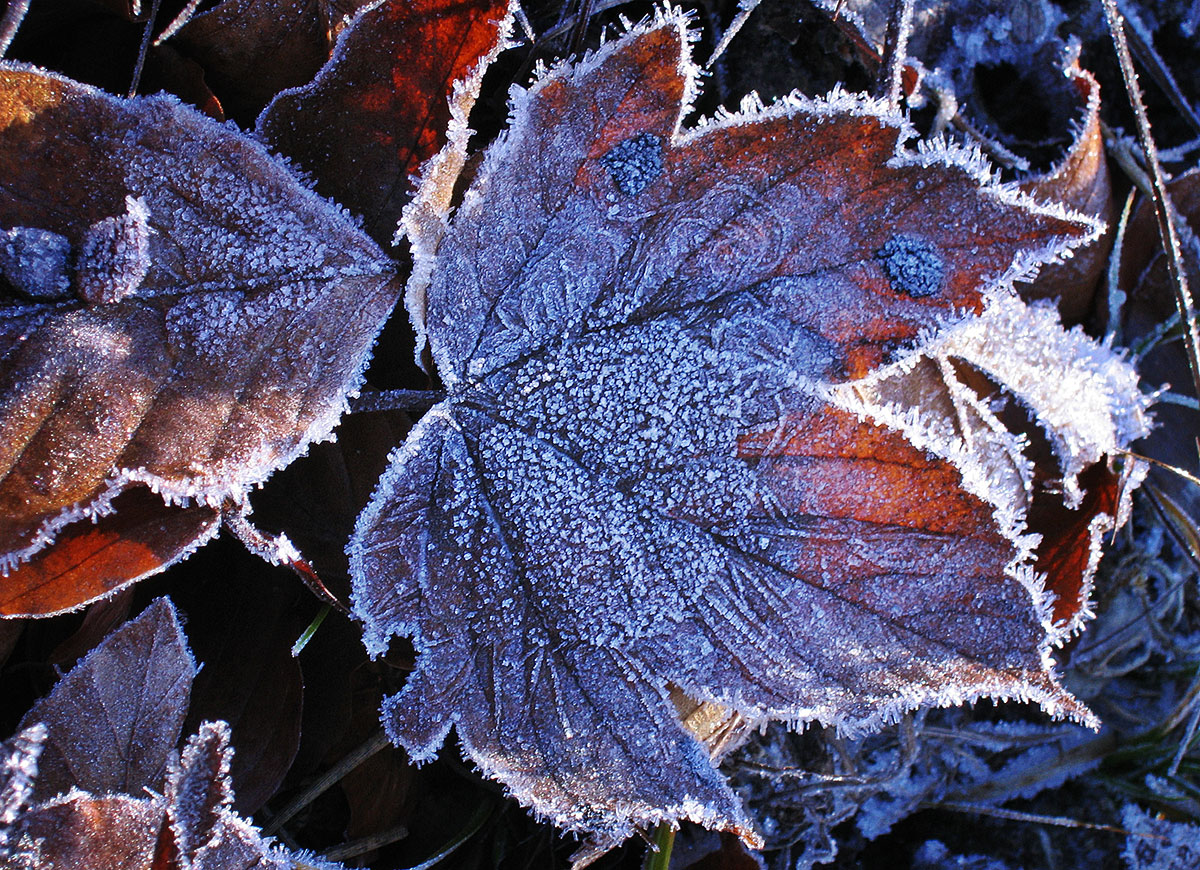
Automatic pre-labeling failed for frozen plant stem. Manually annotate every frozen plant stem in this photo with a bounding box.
[643,822,676,870]
[0,0,29,57]
[875,0,914,110]
[264,729,391,835]
[1102,0,1200,400]
[350,388,444,414]
[128,0,163,97]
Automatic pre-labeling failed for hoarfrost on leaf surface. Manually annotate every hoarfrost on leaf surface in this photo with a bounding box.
[0,62,401,615]
[350,9,1149,844]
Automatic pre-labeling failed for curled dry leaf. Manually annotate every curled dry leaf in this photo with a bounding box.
[350,11,1150,843]
[1019,58,1115,320]
[257,0,515,246]
[0,63,401,616]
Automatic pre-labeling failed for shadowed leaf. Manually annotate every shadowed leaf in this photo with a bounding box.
[171,0,331,123]
[17,598,195,804]
[257,0,514,245]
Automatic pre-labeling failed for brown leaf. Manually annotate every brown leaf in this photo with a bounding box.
[257,0,515,246]
[350,12,1148,842]
[0,63,400,615]
[0,490,221,619]
[17,598,196,804]
[170,0,332,123]
[1019,59,1115,320]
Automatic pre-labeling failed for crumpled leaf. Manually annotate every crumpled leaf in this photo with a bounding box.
[257,0,515,245]
[1019,57,1115,319]
[350,11,1149,842]
[0,62,400,615]
[16,598,196,804]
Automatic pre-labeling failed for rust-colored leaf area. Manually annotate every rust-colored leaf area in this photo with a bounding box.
[349,13,1150,842]
[0,64,400,615]
[257,0,514,244]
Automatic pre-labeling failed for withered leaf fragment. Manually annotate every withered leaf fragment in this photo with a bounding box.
[1,722,343,870]
[350,11,1149,843]
[0,602,342,869]
[0,63,401,616]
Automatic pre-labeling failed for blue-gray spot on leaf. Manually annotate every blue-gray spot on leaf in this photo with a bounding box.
[602,133,662,197]
[877,235,944,298]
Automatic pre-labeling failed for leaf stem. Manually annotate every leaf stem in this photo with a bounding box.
[643,822,676,870]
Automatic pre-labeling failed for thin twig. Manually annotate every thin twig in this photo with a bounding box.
[875,0,914,110]
[1102,0,1200,400]
[153,0,205,46]
[322,824,410,861]
[349,388,444,414]
[1122,5,1200,139]
[265,729,391,835]
[708,0,761,67]
[930,801,1167,840]
[0,0,30,58]
[128,0,163,97]
[1106,189,1138,341]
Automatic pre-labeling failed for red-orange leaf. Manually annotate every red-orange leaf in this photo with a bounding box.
[257,0,514,245]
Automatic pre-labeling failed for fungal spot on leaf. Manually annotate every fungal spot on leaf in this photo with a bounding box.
[76,195,153,305]
[876,234,945,298]
[602,132,663,196]
[1,227,72,301]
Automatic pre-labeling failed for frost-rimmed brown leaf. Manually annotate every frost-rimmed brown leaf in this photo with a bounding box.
[349,8,1150,842]
[0,63,401,615]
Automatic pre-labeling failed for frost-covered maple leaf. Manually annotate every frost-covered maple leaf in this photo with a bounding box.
[349,9,1149,843]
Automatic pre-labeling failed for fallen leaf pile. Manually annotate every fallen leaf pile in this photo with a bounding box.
[0,0,1181,865]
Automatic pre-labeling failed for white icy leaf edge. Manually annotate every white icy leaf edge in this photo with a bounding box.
[394,2,518,368]
[404,2,1107,388]
[0,62,398,590]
